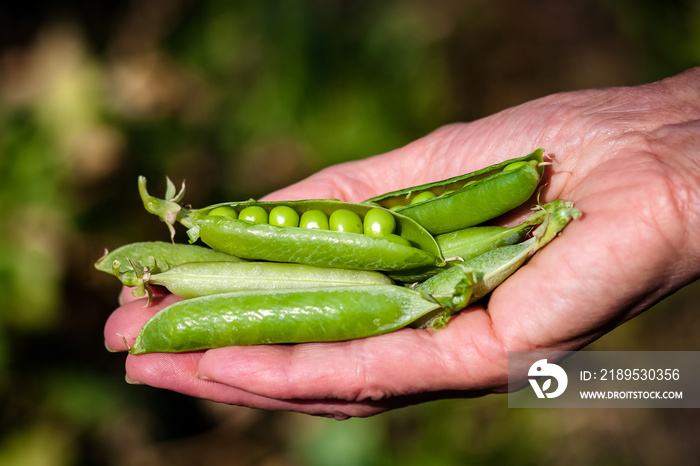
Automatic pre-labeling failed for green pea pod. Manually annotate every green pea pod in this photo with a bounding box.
[144,261,394,298]
[94,241,244,288]
[129,285,451,353]
[138,177,443,271]
[419,199,581,309]
[364,149,545,234]
[389,199,570,283]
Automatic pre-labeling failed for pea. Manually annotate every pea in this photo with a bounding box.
[207,206,238,218]
[129,285,445,353]
[238,206,268,224]
[329,209,363,233]
[269,205,300,227]
[363,208,396,237]
[382,233,411,248]
[502,160,529,172]
[299,210,329,230]
[410,191,436,205]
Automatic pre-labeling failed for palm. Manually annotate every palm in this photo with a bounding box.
[105,69,700,418]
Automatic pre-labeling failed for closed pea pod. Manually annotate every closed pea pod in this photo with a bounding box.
[129,285,453,353]
[94,241,245,294]
[142,261,394,298]
[364,149,545,234]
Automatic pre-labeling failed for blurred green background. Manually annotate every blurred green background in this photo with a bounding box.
[1,0,699,464]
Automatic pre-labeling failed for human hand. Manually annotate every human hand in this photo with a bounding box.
[104,68,700,418]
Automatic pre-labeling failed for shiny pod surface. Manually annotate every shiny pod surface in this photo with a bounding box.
[147,261,394,298]
[365,149,545,234]
[186,200,442,271]
[130,285,443,353]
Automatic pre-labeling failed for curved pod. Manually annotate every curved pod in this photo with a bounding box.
[365,149,545,234]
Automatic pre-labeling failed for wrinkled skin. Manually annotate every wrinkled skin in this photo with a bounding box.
[104,68,700,419]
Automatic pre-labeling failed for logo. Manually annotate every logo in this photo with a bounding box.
[528,359,568,398]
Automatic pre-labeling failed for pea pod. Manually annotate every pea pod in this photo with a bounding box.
[129,284,459,353]
[138,177,443,271]
[94,241,244,289]
[364,149,545,234]
[142,261,394,298]
[418,199,581,309]
[389,200,570,283]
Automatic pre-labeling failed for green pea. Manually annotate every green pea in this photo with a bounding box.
[129,285,446,353]
[410,191,436,205]
[299,210,329,229]
[382,233,411,248]
[238,206,268,224]
[207,206,238,218]
[269,205,300,227]
[502,160,529,172]
[329,209,363,233]
[363,208,396,237]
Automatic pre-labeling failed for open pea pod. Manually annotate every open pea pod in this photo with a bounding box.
[138,177,443,272]
[364,149,545,234]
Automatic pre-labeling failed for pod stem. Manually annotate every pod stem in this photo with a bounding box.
[138,176,194,241]
[531,201,581,252]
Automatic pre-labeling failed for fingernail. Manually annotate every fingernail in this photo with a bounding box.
[196,372,210,381]
[105,340,117,353]
[125,374,143,385]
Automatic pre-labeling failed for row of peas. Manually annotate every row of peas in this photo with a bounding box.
[393,159,531,208]
[207,205,410,246]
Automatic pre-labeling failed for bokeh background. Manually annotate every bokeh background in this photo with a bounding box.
[1,0,699,464]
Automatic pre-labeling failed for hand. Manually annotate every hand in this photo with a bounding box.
[104,67,700,419]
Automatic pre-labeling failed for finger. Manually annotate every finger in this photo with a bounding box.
[104,293,182,352]
[196,307,507,402]
[118,285,170,306]
[124,352,396,419]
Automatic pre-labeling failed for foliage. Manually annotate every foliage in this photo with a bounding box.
[1,1,699,464]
